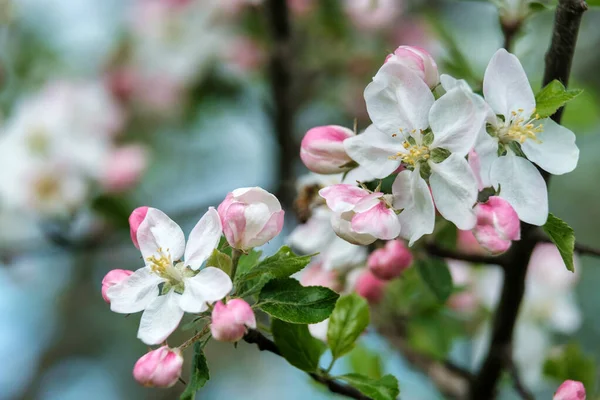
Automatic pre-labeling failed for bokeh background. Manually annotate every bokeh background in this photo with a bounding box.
[0,0,599,399]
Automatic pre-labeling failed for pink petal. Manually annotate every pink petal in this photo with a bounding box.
[319,184,369,213]
[351,202,401,240]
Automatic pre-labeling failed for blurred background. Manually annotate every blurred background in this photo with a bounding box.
[0,0,599,399]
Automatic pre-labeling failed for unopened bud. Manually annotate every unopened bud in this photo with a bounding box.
[133,346,183,388]
[211,299,256,342]
[367,240,412,280]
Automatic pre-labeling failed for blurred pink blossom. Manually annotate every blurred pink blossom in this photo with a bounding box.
[102,145,149,193]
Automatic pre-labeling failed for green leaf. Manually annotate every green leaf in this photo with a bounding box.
[543,343,596,392]
[535,80,583,118]
[236,249,263,276]
[180,342,210,400]
[348,345,383,379]
[327,294,370,360]
[206,249,232,276]
[271,319,326,372]
[235,246,312,296]
[542,213,576,272]
[338,373,400,400]
[257,278,339,324]
[91,195,132,230]
[435,221,458,251]
[416,258,453,303]
[406,314,463,360]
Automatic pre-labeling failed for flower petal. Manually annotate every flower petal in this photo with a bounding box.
[184,207,223,270]
[319,184,369,213]
[343,124,403,179]
[483,49,535,119]
[107,266,162,314]
[392,168,435,246]
[245,209,285,248]
[180,267,233,313]
[520,118,579,175]
[429,154,478,230]
[137,291,184,345]
[490,154,548,226]
[330,211,377,246]
[364,62,434,135]
[351,203,401,240]
[137,208,186,262]
[472,131,500,188]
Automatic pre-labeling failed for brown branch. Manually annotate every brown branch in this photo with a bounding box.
[424,242,509,267]
[469,0,587,398]
[243,329,371,400]
[508,359,535,400]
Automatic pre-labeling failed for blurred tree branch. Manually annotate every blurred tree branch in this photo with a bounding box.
[424,242,510,267]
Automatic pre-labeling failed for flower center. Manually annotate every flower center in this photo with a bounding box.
[147,248,183,283]
[498,109,543,145]
[393,140,430,166]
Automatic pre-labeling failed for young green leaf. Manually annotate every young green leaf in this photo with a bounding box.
[348,345,383,379]
[337,373,400,400]
[416,258,453,303]
[180,342,210,400]
[535,80,583,119]
[271,319,326,372]
[542,213,576,272]
[543,343,596,392]
[327,294,370,360]
[257,278,339,324]
[206,249,232,276]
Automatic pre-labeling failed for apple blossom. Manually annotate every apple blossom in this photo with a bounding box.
[472,196,520,254]
[367,240,413,280]
[308,319,329,342]
[102,269,134,303]
[300,125,356,174]
[343,0,401,31]
[385,46,439,89]
[553,380,586,400]
[133,346,183,388]
[211,299,256,342]
[106,207,232,345]
[476,49,579,225]
[320,184,401,245]
[457,229,488,255]
[217,187,284,250]
[300,263,342,292]
[355,270,386,304]
[345,63,485,244]
[101,145,148,193]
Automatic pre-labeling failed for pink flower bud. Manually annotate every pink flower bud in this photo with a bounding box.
[133,346,183,388]
[217,187,284,250]
[129,206,149,249]
[300,263,342,292]
[457,229,488,255]
[368,240,413,280]
[553,380,586,400]
[211,299,256,342]
[355,270,386,304]
[385,46,439,89]
[101,269,134,303]
[472,196,520,254]
[300,125,355,174]
[102,145,148,193]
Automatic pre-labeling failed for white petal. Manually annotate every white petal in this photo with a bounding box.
[180,267,232,313]
[473,131,500,188]
[137,291,184,345]
[490,154,548,226]
[520,118,579,175]
[330,211,377,246]
[321,237,368,271]
[429,87,482,156]
[364,62,434,135]
[107,266,162,314]
[483,49,535,119]
[184,207,223,270]
[548,293,582,334]
[343,124,403,179]
[137,208,186,262]
[232,187,282,213]
[351,203,401,240]
[287,207,335,254]
[319,184,369,213]
[429,154,478,230]
[392,168,435,246]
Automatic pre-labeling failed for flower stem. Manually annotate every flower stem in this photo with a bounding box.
[230,249,243,282]
[324,357,336,374]
[179,324,211,350]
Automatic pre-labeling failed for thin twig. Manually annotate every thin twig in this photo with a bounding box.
[508,359,535,400]
[243,329,371,400]
[179,325,211,350]
[424,242,509,267]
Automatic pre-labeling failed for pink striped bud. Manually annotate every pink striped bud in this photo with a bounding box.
[553,380,586,400]
[129,207,149,249]
[300,125,356,174]
[133,346,183,388]
[101,269,134,303]
[385,46,439,89]
[355,270,386,304]
[368,240,413,280]
[472,196,520,254]
[211,299,256,342]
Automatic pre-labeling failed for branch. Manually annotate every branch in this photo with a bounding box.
[538,237,600,258]
[424,242,509,267]
[507,359,534,400]
[243,330,372,400]
[469,0,587,398]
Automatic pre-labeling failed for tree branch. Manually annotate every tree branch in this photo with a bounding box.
[507,359,534,400]
[243,329,372,400]
[424,242,509,267]
[469,1,587,398]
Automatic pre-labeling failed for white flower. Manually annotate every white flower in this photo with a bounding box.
[475,49,579,225]
[107,207,232,345]
[345,63,485,244]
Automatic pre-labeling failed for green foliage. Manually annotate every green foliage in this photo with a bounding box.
[235,246,312,296]
[435,221,458,251]
[535,80,583,119]
[180,342,210,400]
[206,249,232,275]
[271,319,326,372]
[543,343,597,392]
[543,213,576,272]
[348,345,384,380]
[337,373,400,400]
[406,313,464,360]
[91,195,132,230]
[416,258,454,303]
[327,294,370,360]
[236,249,263,276]
[257,278,339,324]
